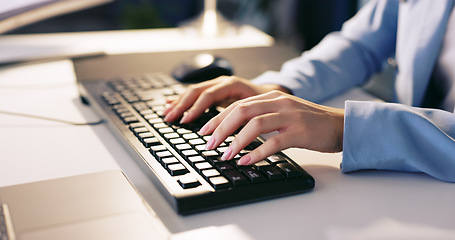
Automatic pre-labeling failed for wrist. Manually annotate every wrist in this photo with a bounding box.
[262,84,292,94]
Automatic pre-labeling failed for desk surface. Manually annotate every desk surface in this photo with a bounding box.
[1,29,454,240]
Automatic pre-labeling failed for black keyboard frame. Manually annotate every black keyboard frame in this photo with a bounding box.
[78,73,315,215]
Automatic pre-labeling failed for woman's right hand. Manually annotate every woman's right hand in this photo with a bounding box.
[163,76,290,124]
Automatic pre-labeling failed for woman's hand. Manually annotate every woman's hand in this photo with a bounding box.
[198,90,345,165]
[163,76,290,123]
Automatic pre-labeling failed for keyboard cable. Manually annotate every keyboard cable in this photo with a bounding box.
[0,110,104,126]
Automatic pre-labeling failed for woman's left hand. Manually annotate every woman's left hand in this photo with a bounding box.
[198,90,345,165]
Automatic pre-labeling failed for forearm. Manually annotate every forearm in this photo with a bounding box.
[252,0,398,103]
[342,101,455,182]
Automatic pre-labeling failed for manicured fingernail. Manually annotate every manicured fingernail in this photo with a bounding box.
[180,112,190,124]
[221,147,232,160]
[205,137,215,150]
[164,110,175,122]
[237,155,251,165]
[198,124,209,135]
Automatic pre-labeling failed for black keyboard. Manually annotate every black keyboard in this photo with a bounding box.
[84,72,314,215]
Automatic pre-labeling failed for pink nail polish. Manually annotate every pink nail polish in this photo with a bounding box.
[181,110,194,123]
[164,111,174,122]
[238,155,251,165]
[221,147,232,160]
[180,114,189,124]
[205,137,215,150]
[198,124,209,135]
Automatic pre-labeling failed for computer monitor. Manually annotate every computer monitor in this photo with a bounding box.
[0,0,112,34]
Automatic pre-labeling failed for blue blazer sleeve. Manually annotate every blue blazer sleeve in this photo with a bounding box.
[251,0,398,103]
[342,101,455,182]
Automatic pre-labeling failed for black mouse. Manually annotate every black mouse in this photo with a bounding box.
[172,53,233,83]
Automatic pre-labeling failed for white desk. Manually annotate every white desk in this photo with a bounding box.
[1,28,454,240]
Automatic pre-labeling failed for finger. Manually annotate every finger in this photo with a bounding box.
[205,98,284,150]
[180,80,240,124]
[221,113,285,160]
[163,95,181,115]
[164,81,215,122]
[181,77,266,124]
[237,131,295,165]
[200,90,284,135]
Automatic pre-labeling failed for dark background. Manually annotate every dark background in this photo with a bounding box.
[7,0,360,51]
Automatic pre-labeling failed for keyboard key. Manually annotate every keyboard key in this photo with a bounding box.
[159,127,174,134]
[183,133,199,140]
[178,176,201,189]
[209,176,230,189]
[276,163,302,178]
[206,156,223,164]
[194,144,207,152]
[201,150,218,158]
[153,123,168,129]
[260,166,285,181]
[161,157,179,167]
[246,139,262,149]
[225,136,236,143]
[152,105,166,112]
[175,143,192,151]
[241,168,267,183]
[187,156,205,165]
[167,163,188,176]
[188,138,205,146]
[164,133,179,139]
[181,149,198,157]
[267,154,287,164]
[170,138,186,145]
[202,169,220,179]
[119,112,134,118]
[155,150,173,160]
[129,122,145,130]
[149,118,164,124]
[224,171,250,186]
[138,132,154,141]
[254,160,271,170]
[233,159,252,169]
[215,162,235,172]
[150,145,167,153]
[194,162,212,173]
[133,127,149,135]
[143,137,160,147]
[176,128,192,134]
[123,116,139,124]
[132,102,149,111]
[139,109,155,116]
[217,146,229,153]
[143,113,159,119]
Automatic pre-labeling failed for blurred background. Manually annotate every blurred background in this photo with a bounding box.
[6,0,368,52]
